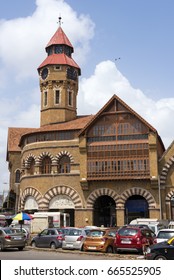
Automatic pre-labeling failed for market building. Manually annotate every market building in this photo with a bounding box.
[6,22,174,227]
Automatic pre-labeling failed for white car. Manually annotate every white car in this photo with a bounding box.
[156,229,174,243]
[62,228,88,250]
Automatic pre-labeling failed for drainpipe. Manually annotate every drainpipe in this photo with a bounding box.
[158,175,162,220]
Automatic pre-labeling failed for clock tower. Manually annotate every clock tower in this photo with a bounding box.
[38,19,81,126]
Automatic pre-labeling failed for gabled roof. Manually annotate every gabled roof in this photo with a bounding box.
[46,27,73,50]
[79,94,158,136]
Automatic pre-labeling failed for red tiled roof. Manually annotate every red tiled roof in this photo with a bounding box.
[7,115,94,153]
[46,27,73,49]
[38,53,80,72]
[7,127,34,153]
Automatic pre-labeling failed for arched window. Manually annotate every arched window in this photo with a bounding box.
[29,158,35,175]
[58,155,70,173]
[15,170,21,183]
[40,156,51,174]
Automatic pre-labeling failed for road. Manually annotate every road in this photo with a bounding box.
[0,247,144,260]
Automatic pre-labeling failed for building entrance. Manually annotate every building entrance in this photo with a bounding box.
[93,195,116,227]
[125,195,149,224]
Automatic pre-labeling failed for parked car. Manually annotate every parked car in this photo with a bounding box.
[31,228,67,249]
[145,236,174,260]
[83,228,117,253]
[11,227,30,244]
[0,227,25,251]
[114,226,156,254]
[156,229,174,243]
[62,227,88,250]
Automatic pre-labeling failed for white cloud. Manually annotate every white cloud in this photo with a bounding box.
[0,0,95,82]
[79,60,174,148]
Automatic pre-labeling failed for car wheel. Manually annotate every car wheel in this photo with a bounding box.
[80,245,84,251]
[155,255,167,260]
[31,241,37,248]
[113,248,118,254]
[0,242,5,251]
[18,247,24,251]
[50,242,56,249]
[106,246,113,253]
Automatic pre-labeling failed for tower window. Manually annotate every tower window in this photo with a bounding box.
[68,91,73,106]
[55,90,60,105]
[15,170,21,183]
[43,91,47,107]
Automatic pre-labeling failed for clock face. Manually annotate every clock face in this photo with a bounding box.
[41,68,48,80]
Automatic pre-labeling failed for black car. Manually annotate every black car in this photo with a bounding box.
[145,236,174,260]
[31,228,68,249]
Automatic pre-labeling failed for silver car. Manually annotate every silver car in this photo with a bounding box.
[62,228,88,250]
[0,227,25,251]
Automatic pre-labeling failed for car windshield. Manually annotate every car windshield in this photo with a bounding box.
[3,228,14,234]
[88,230,105,237]
[157,231,174,239]
[118,228,138,236]
[67,229,82,236]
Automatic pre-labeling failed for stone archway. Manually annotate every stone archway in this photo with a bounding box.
[119,187,156,224]
[166,190,174,220]
[20,187,43,211]
[87,188,119,227]
[43,185,83,209]
[87,188,119,208]
[119,187,156,208]
[42,186,83,226]
[125,195,149,224]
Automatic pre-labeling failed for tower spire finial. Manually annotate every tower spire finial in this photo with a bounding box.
[58,15,62,27]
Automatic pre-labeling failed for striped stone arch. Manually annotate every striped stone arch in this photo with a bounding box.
[24,153,37,167]
[55,151,74,163]
[86,188,119,209]
[119,187,156,208]
[165,190,174,202]
[37,151,54,164]
[42,185,83,209]
[160,155,174,185]
[20,187,43,210]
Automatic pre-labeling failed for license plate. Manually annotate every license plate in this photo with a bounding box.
[88,246,96,250]
[121,240,131,244]
[14,237,22,240]
[67,244,73,247]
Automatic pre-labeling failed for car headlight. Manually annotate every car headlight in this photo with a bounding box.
[146,247,151,254]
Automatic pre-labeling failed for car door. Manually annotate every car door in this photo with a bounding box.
[36,229,49,247]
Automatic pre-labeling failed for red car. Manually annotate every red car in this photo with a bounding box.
[114,226,156,254]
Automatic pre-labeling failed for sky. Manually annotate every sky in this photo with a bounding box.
[0,0,174,192]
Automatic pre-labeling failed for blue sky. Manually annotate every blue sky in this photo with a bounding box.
[0,0,174,192]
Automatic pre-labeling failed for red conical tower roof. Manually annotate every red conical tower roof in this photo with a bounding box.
[38,23,80,75]
[46,26,74,51]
